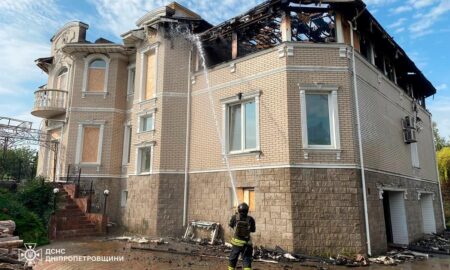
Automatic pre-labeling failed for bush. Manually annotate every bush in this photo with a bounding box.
[0,189,49,245]
[18,177,54,225]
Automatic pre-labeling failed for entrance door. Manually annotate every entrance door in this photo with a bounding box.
[420,194,436,234]
[383,191,409,245]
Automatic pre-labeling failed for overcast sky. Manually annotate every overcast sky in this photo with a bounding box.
[0,0,449,138]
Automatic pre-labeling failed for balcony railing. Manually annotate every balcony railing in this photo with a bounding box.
[31,89,68,118]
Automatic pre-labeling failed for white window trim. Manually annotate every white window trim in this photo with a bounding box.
[221,91,261,155]
[82,54,110,98]
[137,109,156,133]
[139,43,159,102]
[135,141,155,175]
[75,121,105,171]
[127,63,136,97]
[300,84,340,150]
[122,121,132,166]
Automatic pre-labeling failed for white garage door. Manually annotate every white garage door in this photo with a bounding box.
[389,191,409,245]
[421,194,436,234]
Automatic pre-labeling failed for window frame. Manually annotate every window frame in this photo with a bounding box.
[232,187,255,212]
[139,44,159,102]
[222,91,261,155]
[137,110,155,133]
[82,54,110,97]
[135,142,155,175]
[75,121,105,169]
[300,85,340,150]
[121,190,128,207]
[122,122,132,166]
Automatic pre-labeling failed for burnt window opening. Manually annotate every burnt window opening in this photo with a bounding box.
[290,11,335,42]
[238,11,283,56]
[359,35,373,64]
[202,34,233,68]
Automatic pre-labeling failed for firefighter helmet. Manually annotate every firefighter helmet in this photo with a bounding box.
[237,202,249,214]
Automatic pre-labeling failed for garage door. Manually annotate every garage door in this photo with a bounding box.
[389,191,409,245]
[421,194,436,234]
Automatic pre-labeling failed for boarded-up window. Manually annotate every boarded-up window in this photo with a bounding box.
[56,68,68,90]
[88,59,106,92]
[81,126,100,163]
[145,52,155,100]
[234,187,255,212]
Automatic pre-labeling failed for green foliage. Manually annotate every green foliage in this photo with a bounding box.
[438,147,450,183]
[433,122,449,151]
[0,147,37,180]
[18,177,55,225]
[0,189,49,245]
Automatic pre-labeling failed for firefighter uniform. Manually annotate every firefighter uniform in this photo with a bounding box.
[228,203,256,270]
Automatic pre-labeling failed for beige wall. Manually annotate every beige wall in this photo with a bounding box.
[355,53,438,181]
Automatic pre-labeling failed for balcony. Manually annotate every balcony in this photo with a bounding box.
[31,89,68,118]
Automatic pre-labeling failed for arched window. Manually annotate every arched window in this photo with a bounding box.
[56,67,68,90]
[87,59,106,92]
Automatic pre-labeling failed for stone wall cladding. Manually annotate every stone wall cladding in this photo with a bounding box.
[365,170,445,254]
[124,174,184,236]
[290,168,365,255]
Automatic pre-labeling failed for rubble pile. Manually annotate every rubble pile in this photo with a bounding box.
[253,246,303,263]
[329,254,368,267]
[408,232,450,255]
[0,220,25,270]
[368,250,428,266]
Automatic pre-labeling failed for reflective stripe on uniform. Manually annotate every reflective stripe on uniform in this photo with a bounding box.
[228,266,235,270]
[243,268,252,270]
[230,237,247,246]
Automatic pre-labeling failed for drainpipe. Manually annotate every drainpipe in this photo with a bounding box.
[430,119,447,229]
[348,20,372,256]
[183,47,193,227]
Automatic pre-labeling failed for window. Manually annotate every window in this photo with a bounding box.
[121,190,128,207]
[75,122,105,166]
[127,65,136,95]
[87,59,106,92]
[233,188,255,212]
[56,67,68,90]
[411,142,420,168]
[137,146,152,174]
[139,114,154,132]
[300,87,340,149]
[140,47,157,101]
[228,100,257,152]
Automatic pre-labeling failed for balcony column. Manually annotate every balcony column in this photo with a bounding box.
[281,11,291,42]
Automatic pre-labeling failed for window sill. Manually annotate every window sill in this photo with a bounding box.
[137,130,155,134]
[226,150,261,159]
[82,91,108,99]
[136,97,157,106]
[137,172,152,176]
[301,148,341,160]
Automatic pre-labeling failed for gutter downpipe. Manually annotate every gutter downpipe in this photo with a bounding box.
[348,20,372,256]
[183,47,193,227]
[431,120,447,229]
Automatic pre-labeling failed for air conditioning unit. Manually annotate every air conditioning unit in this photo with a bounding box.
[404,128,417,144]
[402,116,416,130]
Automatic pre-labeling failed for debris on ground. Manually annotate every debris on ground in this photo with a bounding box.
[408,232,450,255]
[0,220,29,270]
[329,254,368,267]
[183,221,220,245]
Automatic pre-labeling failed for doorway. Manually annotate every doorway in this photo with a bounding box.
[420,193,436,234]
[382,191,409,245]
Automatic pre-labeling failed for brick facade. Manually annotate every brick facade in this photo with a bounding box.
[33,3,444,256]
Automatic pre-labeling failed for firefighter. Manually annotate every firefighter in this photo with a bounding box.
[228,202,255,270]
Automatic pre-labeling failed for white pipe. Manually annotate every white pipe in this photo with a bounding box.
[183,47,193,227]
[430,119,447,229]
[348,20,372,256]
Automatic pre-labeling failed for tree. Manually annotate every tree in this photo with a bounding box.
[0,147,37,180]
[438,147,450,183]
[433,122,448,151]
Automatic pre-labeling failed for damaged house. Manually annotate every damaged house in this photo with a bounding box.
[32,0,445,255]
